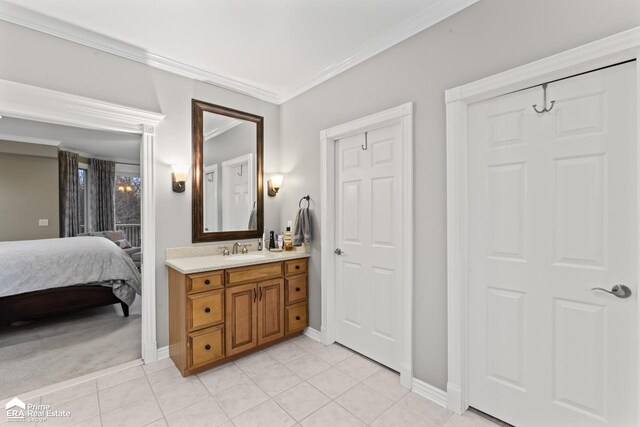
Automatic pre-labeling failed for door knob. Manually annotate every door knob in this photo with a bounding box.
[334,248,343,255]
[591,284,632,299]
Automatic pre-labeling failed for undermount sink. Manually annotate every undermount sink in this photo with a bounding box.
[224,254,268,261]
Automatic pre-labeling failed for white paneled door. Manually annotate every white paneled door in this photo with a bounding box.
[335,123,403,371]
[468,62,637,427]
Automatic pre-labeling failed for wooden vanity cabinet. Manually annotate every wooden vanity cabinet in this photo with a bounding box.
[169,258,308,376]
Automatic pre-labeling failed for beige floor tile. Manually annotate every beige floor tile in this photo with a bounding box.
[285,354,331,380]
[307,367,358,399]
[362,368,410,402]
[274,382,330,421]
[335,383,393,424]
[98,375,152,413]
[97,365,144,390]
[300,402,364,427]
[44,393,100,426]
[314,344,353,365]
[443,410,504,427]
[165,397,229,427]
[145,419,169,427]
[292,336,326,353]
[214,379,269,418]
[267,342,308,363]
[143,358,177,376]
[70,415,102,427]
[155,377,209,416]
[41,380,97,407]
[252,365,303,397]
[398,392,452,425]
[147,365,190,394]
[371,404,438,427]
[235,351,280,378]
[232,399,296,427]
[101,395,163,427]
[335,354,381,381]
[198,363,248,395]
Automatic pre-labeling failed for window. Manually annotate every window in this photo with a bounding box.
[78,167,88,233]
[115,165,141,247]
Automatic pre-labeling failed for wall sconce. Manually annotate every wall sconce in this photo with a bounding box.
[267,174,283,197]
[171,164,189,193]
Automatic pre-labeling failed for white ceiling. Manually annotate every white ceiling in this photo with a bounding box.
[0,117,141,162]
[0,0,478,104]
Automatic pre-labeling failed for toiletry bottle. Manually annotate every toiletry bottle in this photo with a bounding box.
[277,234,283,249]
[284,221,294,251]
[269,231,276,250]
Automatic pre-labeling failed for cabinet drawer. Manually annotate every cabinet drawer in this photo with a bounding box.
[189,325,224,368]
[188,271,223,294]
[285,302,308,334]
[226,262,282,286]
[284,258,307,276]
[285,275,307,305]
[188,290,224,331]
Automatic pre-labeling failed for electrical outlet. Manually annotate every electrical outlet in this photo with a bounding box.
[38,219,49,227]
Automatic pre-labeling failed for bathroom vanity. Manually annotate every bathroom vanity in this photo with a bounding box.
[166,251,310,376]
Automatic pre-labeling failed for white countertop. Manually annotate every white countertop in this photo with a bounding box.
[166,249,310,274]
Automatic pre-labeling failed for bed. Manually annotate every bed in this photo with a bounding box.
[0,236,141,324]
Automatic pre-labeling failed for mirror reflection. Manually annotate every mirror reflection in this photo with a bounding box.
[202,111,257,233]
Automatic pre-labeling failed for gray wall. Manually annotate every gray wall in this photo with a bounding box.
[278,0,640,390]
[0,140,59,241]
[0,20,282,348]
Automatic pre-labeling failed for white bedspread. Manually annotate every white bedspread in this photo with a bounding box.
[0,236,141,305]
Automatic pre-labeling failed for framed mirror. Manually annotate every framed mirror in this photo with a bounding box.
[192,99,263,242]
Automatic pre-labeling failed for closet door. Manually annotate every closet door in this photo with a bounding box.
[468,62,637,427]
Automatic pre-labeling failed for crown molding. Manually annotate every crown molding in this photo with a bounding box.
[205,118,243,140]
[277,0,479,103]
[0,0,477,105]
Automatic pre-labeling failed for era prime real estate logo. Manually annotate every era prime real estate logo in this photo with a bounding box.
[5,397,71,423]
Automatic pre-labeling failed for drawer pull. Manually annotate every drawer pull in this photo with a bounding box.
[204,307,211,313]
[295,287,301,292]
[295,315,301,321]
[204,279,211,285]
[205,344,211,350]
[295,265,301,270]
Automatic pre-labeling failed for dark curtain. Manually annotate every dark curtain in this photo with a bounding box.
[89,158,116,232]
[58,150,80,237]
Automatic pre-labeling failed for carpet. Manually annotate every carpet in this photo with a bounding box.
[0,296,141,399]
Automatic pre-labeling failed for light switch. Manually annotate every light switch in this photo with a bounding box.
[39,219,49,227]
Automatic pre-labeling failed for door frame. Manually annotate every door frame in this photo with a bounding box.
[204,164,218,232]
[0,78,165,363]
[446,26,640,414]
[320,102,414,387]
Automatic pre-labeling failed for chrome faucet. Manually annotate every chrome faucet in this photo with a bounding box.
[232,242,242,255]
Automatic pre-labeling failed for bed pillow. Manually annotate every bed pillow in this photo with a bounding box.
[112,239,132,249]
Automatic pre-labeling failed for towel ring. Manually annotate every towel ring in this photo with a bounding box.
[299,195,311,208]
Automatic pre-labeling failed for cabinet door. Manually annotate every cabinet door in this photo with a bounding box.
[257,278,284,345]
[225,283,258,356]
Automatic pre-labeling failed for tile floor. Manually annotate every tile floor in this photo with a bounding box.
[1,336,504,426]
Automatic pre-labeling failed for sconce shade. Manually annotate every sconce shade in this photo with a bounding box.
[268,174,283,197]
[172,164,189,193]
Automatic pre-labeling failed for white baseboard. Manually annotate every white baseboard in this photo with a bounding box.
[303,327,324,343]
[156,346,170,361]
[16,359,143,402]
[412,378,448,408]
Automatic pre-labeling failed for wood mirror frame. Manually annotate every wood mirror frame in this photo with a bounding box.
[191,99,264,243]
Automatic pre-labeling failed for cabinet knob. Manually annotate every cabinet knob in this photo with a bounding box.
[295,315,301,321]
[295,265,301,270]
[205,344,211,350]
[204,279,211,285]
[295,287,300,292]
[205,307,211,313]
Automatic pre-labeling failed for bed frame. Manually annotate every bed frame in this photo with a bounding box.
[0,286,129,324]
